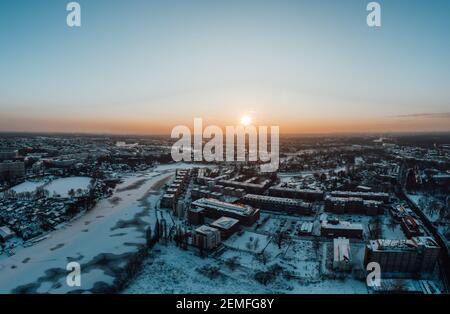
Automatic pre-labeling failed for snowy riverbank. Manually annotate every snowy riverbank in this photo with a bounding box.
[0,163,194,293]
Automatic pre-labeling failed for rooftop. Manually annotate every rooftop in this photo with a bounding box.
[192,198,256,216]
[210,216,239,230]
[321,220,363,231]
[195,225,220,236]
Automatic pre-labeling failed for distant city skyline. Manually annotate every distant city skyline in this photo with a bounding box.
[1,0,450,134]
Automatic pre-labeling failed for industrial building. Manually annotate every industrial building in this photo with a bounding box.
[364,237,441,275]
[241,194,313,215]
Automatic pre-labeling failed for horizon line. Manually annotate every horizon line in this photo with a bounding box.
[1,130,450,138]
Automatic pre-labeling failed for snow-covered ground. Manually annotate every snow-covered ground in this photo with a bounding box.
[0,163,195,293]
[10,176,92,197]
[44,177,92,197]
[381,215,406,239]
[407,193,441,222]
[125,211,369,294]
[224,231,270,254]
[10,180,46,193]
[124,242,368,294]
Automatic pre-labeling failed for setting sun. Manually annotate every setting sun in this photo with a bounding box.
[240,115,252,126]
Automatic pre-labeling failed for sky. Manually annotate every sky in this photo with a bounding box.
[0,0,449,134]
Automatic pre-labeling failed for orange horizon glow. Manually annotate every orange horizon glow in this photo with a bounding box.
[1,113,449,135]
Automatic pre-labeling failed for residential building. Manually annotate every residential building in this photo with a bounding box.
[191,198,260,226]
[242,194,313,215]
[321,219,364,239]
[364,237,440,275]
[192,225,221,250]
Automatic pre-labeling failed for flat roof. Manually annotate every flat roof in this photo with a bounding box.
[243,194,311,207]
[269,187,323,194]
[210,216,239,230]
[369,239,417,252]
[321,220,363,231]
[192,198,256,216]
[334,237,351,262]
[195,225,220,236]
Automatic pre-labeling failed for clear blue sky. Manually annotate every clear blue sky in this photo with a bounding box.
[0,0,449,134]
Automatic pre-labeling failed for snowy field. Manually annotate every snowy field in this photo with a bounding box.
[11,180,46,193]
[224,231,270,254]
[381,214,406,239]
[125,242,368,294]
[44,177,92,197]
[126,213,368,294]
[10,176,92,197]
